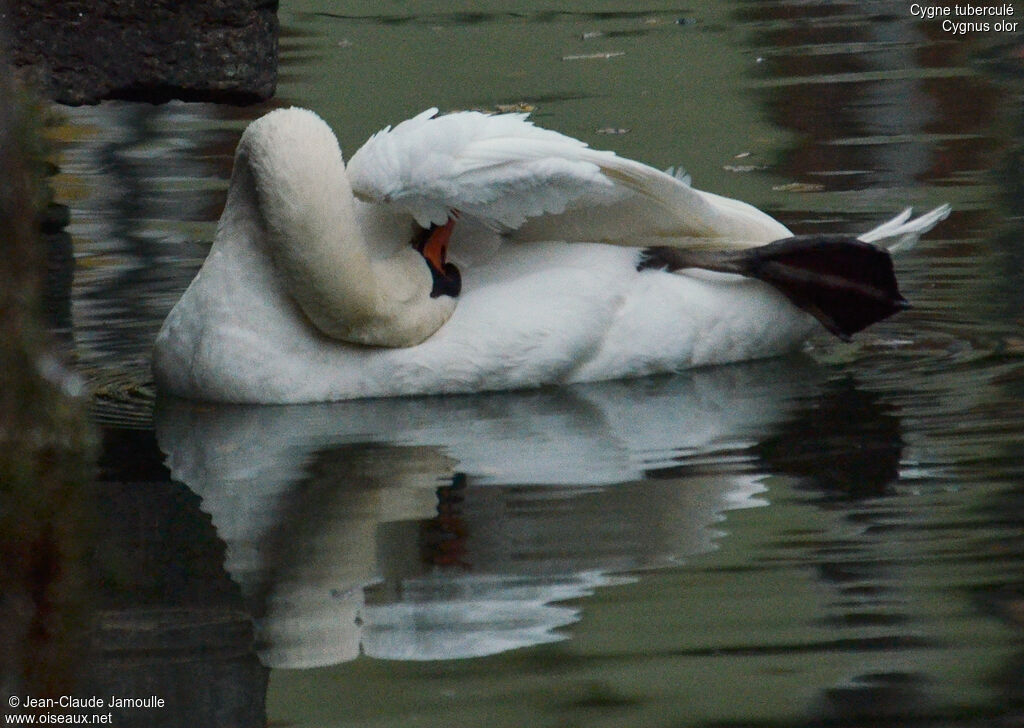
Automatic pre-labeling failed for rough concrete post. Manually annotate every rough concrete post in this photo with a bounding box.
[7,0,279,105]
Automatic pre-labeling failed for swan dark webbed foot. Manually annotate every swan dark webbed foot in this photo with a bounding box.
[412,217,462,298]
[639,235,909,340]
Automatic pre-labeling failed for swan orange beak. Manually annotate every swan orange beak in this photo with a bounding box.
[418,217,456,271]
[413,217,462,298]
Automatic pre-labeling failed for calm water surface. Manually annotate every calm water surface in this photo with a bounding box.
[41,1,1024,726]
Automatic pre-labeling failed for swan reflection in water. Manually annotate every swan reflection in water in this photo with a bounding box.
[155,358,829,669]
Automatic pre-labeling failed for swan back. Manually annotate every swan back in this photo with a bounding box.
[154,107,950,404]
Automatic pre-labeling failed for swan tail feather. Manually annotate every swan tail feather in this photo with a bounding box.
[639,235,908,340]
[858,204,951,253]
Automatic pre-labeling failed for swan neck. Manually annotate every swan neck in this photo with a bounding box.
[238,114,381,340]
[229,109,454,347]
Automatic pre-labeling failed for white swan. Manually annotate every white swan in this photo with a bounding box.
[153,107,949,403]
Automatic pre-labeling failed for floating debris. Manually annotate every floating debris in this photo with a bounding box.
[724,153,763,173]
[494,102,536,113]
[723,164,765,173]
[581,31,605,40]
[562,51,626,61]
[596,127,630,135]
[771,182,826,193]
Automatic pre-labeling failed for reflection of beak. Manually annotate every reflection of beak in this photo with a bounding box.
[421,473,470,568]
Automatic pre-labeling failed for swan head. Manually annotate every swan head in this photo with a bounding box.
[229,107,459,347]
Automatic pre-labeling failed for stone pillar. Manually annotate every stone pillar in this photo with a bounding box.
[7,0,279,105]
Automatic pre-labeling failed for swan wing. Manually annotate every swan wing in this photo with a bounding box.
[346,108,791,250]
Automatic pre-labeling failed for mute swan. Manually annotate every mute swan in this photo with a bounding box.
[153,107,949,403]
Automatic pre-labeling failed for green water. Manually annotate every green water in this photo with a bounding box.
[36,0,1024,726]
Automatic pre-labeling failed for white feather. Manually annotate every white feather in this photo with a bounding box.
[347,108,622,230]
[858,204,952,253]
[348,108,790,247]
[153,107,951,404]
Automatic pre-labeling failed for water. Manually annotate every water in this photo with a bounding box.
[31,0,1024,725]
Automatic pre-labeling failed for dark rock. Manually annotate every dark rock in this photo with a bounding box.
[0,20,100,698]
[7,0,279,105]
